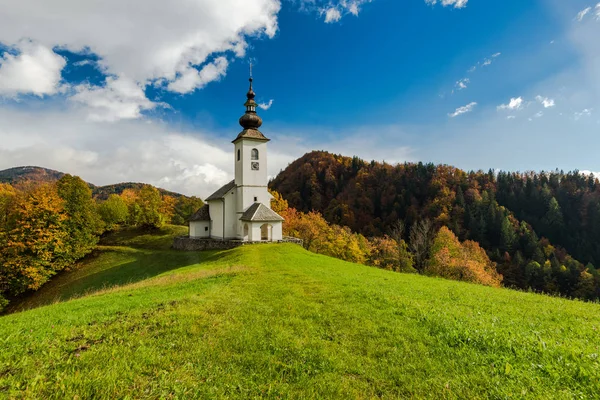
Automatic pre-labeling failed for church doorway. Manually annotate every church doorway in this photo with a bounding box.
[243,224,249,241]
[260,224,271,241]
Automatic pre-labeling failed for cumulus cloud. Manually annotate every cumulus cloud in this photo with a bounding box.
[71,76,162,122]
[0,0,280,117]
[449,102,477,118]
[0,40,66,97]
[425,0,468,8]
[0,105,296,197]
[258,99,274,110]
[596,3,600,20]
[498,97,524,111]
[167,57,229,94]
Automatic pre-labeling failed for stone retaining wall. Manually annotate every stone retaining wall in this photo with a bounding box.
[172,236,303,251]
[172,237,244,251]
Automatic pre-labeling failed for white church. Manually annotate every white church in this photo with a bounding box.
[188,76,284,242]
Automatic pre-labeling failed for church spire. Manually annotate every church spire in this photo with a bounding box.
[233,66,269,143]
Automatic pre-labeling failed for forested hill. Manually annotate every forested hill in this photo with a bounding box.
[0,166,184,199]
[270,151,600,298]
[0,166,65,184]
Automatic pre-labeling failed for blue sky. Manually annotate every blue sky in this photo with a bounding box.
[0,0,599,196]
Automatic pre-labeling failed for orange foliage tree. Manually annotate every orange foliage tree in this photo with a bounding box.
[426,226,502,287]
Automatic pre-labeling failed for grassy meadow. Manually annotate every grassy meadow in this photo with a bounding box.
[1,226,599,399]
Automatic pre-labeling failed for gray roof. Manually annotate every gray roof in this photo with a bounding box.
[232,128,270,144]
[205,180,236,201]
[240,202,284,222]
[189,204,210,222]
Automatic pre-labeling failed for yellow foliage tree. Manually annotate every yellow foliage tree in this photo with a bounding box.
[269,190,289,214]
[0,184,70,294]
[0,183,16,226]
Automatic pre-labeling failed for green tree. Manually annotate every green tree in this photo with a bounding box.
[56,175,102,261]
[500,216,516,253]
[171,196,205,226]
[135,185,166,229]
[98,194,129,230]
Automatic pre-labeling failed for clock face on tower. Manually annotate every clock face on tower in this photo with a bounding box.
[251,162,259,171]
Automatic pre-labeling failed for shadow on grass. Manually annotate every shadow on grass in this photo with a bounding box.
[6,247,233,314]
[99,225,189,250]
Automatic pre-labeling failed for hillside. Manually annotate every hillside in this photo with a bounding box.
[0,166,65,185]
[0,166,185,199]
[270,151,600,299]
[1,227,599,398]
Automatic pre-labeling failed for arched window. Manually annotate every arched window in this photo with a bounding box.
[237,149,240,161]
[251,148,259,160]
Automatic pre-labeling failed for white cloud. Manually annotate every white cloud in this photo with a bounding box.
[455,78,469,90]
[577,7,592,21]
[347,2,360,15]
[0,0,280,116]
[303,1,372,22]
[596,3,600,20]
[425,0,468,8]
[449,102,477,118]
[0,40,66,97]
[468,52,501,73]
[574,108,592,120]
[71,76,161,122]
[258,99,274,110]
[506,115,516,120]
[498,97,524,111]
[535,95,555,108]
[533,111,544,118]
[581,170,600,180]
[167,57,229,94]
[324,8,342,23]
[0,104,298,197]
[73,59,96,68]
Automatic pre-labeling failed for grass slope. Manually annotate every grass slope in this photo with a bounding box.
[1,227,599,399]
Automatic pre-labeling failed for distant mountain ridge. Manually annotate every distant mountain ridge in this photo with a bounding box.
[0,166,185,199]
[0,166,65,185]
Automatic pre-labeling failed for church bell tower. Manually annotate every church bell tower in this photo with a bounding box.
[233,73,271,215]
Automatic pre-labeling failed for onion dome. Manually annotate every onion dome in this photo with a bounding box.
[233,76,269,143]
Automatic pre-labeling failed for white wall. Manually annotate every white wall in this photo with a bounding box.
[250,222,262,242]
[189,221,210,238]
[209,193,237,240]
[224,192,237,239]
[208,200,223,239]
[272,222,283,241]
[237,186,272,215]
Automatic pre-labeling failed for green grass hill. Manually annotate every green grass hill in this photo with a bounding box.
[1,226,599,399]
